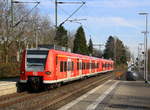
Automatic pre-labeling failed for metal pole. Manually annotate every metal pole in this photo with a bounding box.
[35,30,38,48]
[139,12,149,83]
[114,37,116,65]
[138,45,140,72]
[145,14,148,83]
[144,34,146,80]
[113,37,117,79]
[11,0,14,28]
[55,0,58,27]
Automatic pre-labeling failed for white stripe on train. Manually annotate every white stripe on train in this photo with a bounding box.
[19,70,113,84]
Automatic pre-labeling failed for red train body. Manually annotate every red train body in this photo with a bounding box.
[18,48,114,91]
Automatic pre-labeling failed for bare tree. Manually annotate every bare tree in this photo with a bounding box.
[0,1,55,63]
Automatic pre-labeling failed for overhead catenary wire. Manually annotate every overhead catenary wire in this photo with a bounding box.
[12,1,40,28]
[59,1,85,26]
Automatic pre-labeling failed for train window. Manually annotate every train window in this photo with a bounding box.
[56,56,58,65]
[84,63,86,69]
[79,62,82,70]
[60,61,64,72]
[102,63,104,68]
[83,63,85,70]
[67,62,71,71]
[64,62,67,72]
[92,63,94,69]
[77,62,79,70]
[93,63,94,69]
[86,63,89,69]
[104,63,106,68]
[72,62,74,71]
[82,63,85,70]
[97,63,99,68]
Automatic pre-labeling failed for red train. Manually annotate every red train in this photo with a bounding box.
[18,47,114,91]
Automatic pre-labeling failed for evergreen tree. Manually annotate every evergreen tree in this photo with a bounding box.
[103,36,114,59]
[88,38,93,55]
[103,36,128,65]
[54,25,68,47]
[116,39,127,64]
[73,26,88,55]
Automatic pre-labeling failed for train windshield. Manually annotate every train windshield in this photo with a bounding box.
[26,50,48,71]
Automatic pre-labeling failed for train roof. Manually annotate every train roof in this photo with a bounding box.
[50,49,114,62]
[26,48,113,62]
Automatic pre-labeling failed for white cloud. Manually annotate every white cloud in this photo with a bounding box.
[83,16,138,29]
[87,0,150,8]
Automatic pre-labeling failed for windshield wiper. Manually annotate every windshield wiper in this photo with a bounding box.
[27,63,43,66]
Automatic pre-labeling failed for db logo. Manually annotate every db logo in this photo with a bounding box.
[33,72,38,76]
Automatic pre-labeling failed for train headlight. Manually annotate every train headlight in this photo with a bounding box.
[21,71,25,74]
[45,71,51,75]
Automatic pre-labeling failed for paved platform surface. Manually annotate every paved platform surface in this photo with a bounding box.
[58,80,150,110]
[0,78,19,96]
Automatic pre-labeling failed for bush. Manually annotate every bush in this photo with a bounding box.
[0,63,20,79]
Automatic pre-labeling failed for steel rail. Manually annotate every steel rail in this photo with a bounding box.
[27,74,113,110]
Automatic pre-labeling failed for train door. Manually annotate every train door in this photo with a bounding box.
[89,60,91,73]
[95,61,97,72]
[79,59,82,76]
[67,58,72,79]
[57,55,67,80]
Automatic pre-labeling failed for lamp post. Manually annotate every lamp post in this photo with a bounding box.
[139,12,149,83]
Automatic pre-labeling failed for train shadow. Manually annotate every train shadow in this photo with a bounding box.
[0,77,19,82]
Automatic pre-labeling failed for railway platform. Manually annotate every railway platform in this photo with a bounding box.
[58,80,150,110]
[0,78,18,96]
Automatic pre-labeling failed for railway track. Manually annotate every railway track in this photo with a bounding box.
[0,72,113,110]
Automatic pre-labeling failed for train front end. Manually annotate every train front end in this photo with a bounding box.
[18,48,49,91]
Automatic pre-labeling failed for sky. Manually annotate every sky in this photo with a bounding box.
[20,0,150,56]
